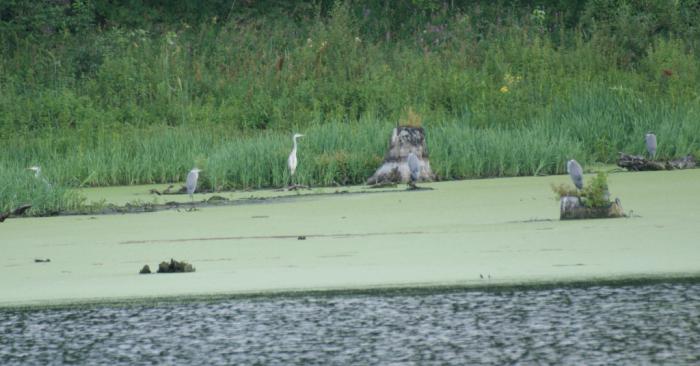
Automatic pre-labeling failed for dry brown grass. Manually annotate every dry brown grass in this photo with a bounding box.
[399,107,422,128]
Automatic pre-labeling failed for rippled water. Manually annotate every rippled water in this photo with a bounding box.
[2,282,699,365]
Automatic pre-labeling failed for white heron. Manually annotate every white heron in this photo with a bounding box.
[27,165,51,187]
[407,152,420,188]
[287,133,304,179]
[645,132,657,159]
[186,168,202,201]
[567,159,583,190]
[27,166,41,178]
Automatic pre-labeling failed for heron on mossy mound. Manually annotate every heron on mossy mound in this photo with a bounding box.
[553,163,623,219]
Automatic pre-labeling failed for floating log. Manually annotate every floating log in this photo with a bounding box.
[0,204,33,222]
[560,196,625,220]
[12,204,32,216]
[617,153,696,171]
[367,126,435,185]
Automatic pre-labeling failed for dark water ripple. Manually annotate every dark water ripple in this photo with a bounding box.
[1,282,700,365]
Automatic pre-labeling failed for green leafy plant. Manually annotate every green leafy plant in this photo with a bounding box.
[552,172,611,209]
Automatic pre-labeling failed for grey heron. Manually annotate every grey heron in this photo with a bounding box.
[645,132,657,159]
[287,133,304,179]
[567,159,583,190]
[407,152,420,188]
[186,168,202,201]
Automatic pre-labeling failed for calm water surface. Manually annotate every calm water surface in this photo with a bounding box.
[1,282,699,365]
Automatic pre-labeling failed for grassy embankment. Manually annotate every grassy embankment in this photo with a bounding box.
[1,1,699,215]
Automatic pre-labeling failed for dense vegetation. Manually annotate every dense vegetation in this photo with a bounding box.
[2,0,700,215]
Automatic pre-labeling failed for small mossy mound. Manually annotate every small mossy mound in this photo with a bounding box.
[552,172,612,209]
[552,172,625,220]
[157,259,195,273]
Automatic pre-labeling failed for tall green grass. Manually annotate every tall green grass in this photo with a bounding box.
[3,87,698,189]
[2,2,700,214]
[0,164,84,216]
[2,2,700,136]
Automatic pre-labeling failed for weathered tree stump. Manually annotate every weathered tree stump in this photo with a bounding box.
[366,126,434,185]
[560,196,625,220]
[617,153,696,171]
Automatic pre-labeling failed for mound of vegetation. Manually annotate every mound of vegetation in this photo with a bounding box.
[552,172,612,209]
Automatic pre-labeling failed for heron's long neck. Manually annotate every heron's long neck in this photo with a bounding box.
[292,137,298,152]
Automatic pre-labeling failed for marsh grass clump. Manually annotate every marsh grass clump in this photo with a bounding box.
[552,172,612,209]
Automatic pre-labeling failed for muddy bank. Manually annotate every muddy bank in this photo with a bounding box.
[59,186,420,217]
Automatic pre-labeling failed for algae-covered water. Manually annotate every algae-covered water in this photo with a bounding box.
[1,283,699,365]
[1,170,699,307]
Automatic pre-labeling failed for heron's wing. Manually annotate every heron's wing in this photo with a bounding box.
[186,171,198,193]
[288,150,297,173]
[407,153,419,171]
[646,134,657,150]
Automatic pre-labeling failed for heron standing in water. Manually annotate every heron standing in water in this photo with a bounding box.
[567,159,583,190]
[407,152,420,189]
[645,132,657,159]
[287,133,304,184]
[186,168,202,202]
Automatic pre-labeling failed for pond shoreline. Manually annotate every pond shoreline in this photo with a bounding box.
[3,273,700,310]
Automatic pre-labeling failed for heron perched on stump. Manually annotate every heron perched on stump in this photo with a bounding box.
[645,132,657,159]
[186,168,202,201]
[567,159,583,190]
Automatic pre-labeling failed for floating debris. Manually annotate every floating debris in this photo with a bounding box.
[34,258,51,263]
[617,152,696,171]
[139,265,152,274]
[157,259,195,273]
[297,236,307,240]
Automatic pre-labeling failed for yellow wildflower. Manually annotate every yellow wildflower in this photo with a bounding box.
[500,86,509,93]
